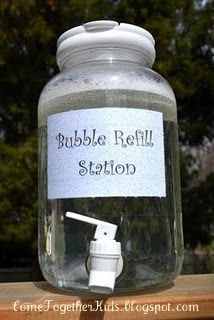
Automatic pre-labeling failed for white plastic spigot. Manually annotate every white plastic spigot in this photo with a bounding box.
[66,212,122,294]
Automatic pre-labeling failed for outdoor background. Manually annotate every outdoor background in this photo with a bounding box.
[0,0,213,281]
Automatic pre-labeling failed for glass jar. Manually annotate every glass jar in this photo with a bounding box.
[38,20,183,294]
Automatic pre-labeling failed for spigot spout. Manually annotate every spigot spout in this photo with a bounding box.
[66,211,122,294]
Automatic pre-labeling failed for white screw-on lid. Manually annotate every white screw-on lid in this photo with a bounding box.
[57,20,156,70]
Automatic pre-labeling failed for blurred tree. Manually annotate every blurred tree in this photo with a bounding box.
[0,0,213,263]
[112,0,214,145]
[182,173,214,248]
[0,134,37,260]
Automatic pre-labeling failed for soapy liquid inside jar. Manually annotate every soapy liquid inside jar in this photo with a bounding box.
[38,89,183,293]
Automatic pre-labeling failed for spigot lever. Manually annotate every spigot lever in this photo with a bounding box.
[66,211,117,240]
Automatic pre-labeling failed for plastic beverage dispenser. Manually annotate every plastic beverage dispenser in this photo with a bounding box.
[38,21,184,294]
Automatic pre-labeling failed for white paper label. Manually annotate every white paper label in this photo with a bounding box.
[47,108,166,199]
